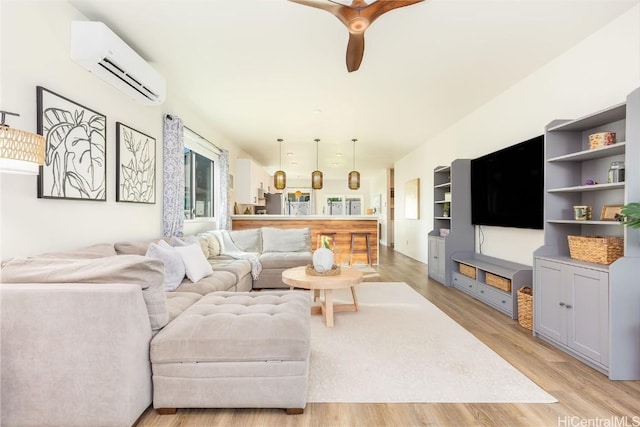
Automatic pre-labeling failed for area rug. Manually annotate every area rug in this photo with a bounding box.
[351,264,382,282]
[307,282,557,403]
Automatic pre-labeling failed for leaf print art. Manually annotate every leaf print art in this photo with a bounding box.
[116,122,156,204]
[37,87,106,201]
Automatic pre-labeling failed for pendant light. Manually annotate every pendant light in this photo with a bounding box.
[312,138,323,190]
[273,138,286,190]
[0,111,45,175]
[348,138,360,190]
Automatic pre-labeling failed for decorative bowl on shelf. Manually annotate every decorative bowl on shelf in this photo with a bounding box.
[588,132,616,150]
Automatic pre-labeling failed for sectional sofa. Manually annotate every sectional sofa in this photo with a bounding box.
[0,227,314,427]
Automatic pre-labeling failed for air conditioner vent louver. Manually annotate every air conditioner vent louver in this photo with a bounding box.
[71,21,166,105]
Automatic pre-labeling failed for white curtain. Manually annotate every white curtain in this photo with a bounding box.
[162,114,184,237]
[218,149,230,230]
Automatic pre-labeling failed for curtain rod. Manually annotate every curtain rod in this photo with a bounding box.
[184,125,223,153]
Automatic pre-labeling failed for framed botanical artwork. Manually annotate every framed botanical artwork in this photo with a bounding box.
[600,204,623,221]
[37,86,106,201]
[116,122,156,203]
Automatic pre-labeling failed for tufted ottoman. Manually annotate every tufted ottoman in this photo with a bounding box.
[150,291,311,414]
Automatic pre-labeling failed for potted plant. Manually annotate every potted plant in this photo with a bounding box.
[621,202,640,228]
[443,202,450,218]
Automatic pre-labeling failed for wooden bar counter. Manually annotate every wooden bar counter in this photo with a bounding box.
[231,215,379,265]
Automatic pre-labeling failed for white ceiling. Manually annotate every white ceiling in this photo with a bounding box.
[69,0,639,180]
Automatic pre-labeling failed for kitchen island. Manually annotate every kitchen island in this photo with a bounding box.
[231,215,379,265]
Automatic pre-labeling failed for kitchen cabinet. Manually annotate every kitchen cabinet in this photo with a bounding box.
[236,159,268,205]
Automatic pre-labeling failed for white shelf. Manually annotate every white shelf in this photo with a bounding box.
[435,216,451,220]
[547,103,626,132]
[434,182,451,189]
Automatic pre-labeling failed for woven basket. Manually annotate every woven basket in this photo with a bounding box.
[567,235,623,265]
[517,287,533,331]
[305,264,341,276]
[459,263,476,279]
[485,272,511,292]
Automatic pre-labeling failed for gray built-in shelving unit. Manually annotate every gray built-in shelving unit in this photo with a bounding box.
[533,87,640,380]
[428,159,474,286]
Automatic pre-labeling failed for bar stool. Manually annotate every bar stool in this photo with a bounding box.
[316,232,337,250]
[349,232,372,266]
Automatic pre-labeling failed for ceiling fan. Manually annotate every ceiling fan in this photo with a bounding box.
[289,0,424,72]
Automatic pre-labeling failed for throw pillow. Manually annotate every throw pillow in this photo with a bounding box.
[145,243,186,292]
[200,233,221,257]
[174,243,214,282]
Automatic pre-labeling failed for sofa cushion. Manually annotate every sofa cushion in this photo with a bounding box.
[37,243,117,259]
[150,291,311,363]
[114,238,168,256]
[208,256,252,281]
[174,243,214,282]
[165,291,202,323]
[146,243,185,292]
[261,227,310,253]
[174,271,237,295]
[228,229,261,252]
[259,252,313,269]
[0,255,168,331]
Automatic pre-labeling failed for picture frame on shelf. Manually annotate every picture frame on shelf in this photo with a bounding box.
[116,122,156,204]
[37,86,106,201]
[600,204,623,221]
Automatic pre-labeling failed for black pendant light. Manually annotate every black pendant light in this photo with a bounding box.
[312,138,323,190]
[348,138,360,190]
[274,138,286,190]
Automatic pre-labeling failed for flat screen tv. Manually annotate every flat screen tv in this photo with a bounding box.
[471,135,544,229]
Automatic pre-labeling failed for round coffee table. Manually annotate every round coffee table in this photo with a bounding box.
[282,266,363,327]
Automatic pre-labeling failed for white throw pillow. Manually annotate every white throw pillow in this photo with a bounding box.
[174,243,214,282]
[145,243,185,292]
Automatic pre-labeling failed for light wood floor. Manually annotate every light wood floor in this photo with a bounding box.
[136,246,640,427]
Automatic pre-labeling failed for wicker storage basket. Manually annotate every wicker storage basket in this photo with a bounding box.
[485,272,511,292]
[459,263,476,279]
[517,287,533,331]
[567,235,624,265]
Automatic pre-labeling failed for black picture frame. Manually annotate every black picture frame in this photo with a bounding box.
[37,86,106,201]
[115,122,156,204]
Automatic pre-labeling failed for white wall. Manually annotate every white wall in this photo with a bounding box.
[394,5,640,266]
[0,1,246,259]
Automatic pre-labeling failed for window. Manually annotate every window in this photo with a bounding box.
[183,127,219,220]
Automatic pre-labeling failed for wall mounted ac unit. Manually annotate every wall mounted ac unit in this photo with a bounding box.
[70,21,166,105]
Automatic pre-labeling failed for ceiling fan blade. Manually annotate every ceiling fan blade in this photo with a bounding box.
[288,0,342,14]
[346,32,365,72]
[364,0,425,25]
